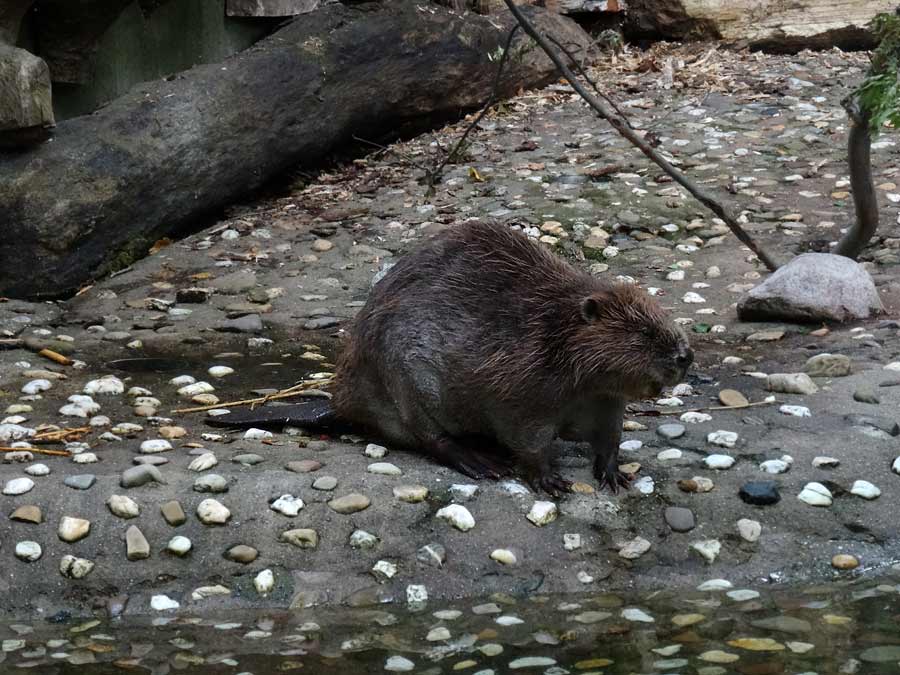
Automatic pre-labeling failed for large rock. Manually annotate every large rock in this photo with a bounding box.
[226,0,319,16]
[737,253,882,324]
[0,0,590,299]
[625,0,893,51]
[0,44,54,148]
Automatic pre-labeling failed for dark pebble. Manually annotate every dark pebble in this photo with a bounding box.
[664,506,695,532]
[739,481,781,506]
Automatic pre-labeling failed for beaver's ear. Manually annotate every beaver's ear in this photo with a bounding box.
[580,296,601,323]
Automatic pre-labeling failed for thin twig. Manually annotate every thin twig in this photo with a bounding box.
[427,24,521,196]
[1,447,72,457]
[172,378,334,414]
[630,399,777,417]
[501,0,779,272]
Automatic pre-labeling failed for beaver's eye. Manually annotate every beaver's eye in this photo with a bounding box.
[641,326,654,338]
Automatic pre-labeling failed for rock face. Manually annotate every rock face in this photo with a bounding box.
[625,0,892,51]
[0,1,590,299]
[737,253,882,324]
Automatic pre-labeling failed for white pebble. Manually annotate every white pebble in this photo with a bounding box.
[618,536,651,560]
[3,477,34,495]
[759,459,790,474]
[140,439,172,454]
[622,608,654,623]
[0,424,36,442]
[169,375,196,386]
[798,482,833,507]
[21,379,52,395]
[850,480,880,500]
[436,504,475,531]
[737,518,761,542]
[812,456,840,468]
[178,382,215,398]
[107,495,140,518]
[168,536,192,556]
[364,443,387,458]
[563,533,581,551]
[634,476,655,494]
[526,501,558,526]
[270,494,304,516]
[697,579,733,591]
[385,655,415,672]
[657,448,683,461]
[15,541,42,562]
[25,463,49,476]
[682,292,706,304]
[667,270,685,281]
[367,462,402,476]
[656,397,683,407]
[704,454,735,469]
[893,457,900,475]
[150,595,180,611]
[780,404,811,417]
[619,440,643,451]
[727,589,760,601]
[681,412,712,424]
[208,366,235,378]
[707,430,738,448]
[243,428,273,441]
[692,539,721,563]
[83,375,125,395]
[254,569,275,597]
[188,453,218,472]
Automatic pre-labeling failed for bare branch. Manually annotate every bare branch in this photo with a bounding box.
[501,0,780,272]
[833,102,879,259]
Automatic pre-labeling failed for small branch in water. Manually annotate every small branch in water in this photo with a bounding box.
[500,0,779,272]
[172,378,334,414]
[1,446,72,457]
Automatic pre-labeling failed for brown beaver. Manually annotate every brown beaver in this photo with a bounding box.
[211,221,692,495]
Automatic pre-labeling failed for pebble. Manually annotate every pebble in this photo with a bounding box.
[167,536,192,556]
[25,464,49,477]
[64,474,96,490]
[350,530,379,549]
[657,423,685,439]
[798,482,833,507]
[271,494,304,516]
[490,549,517,565]
[158,425,187,439]
[208,366,235,378]
[526,501,558,526]
[804,353,851,377]
[634,475,655,494]
[737,518,762,542]
[280,528,319,548]
[718,389,749,407]
[83,375,125,395]
[368,462,402,476]
[328,493,371,514]
[4,451,32,463]
[622,608,654,623]
[188,452,218,472]
[225,545,258,563]
[243,427,273,440]
[812,456,840,468]
[766,373,818,395]
[707,430,738,448]
[3,477,34,495]
[232,453,264,466]
[619,439,643,451]
[194,474,228,493]
[120,464,165,488]
[286,459,322,473]
[197,498,231,524]
[664,506,695,532]
[780,404,811,417]
[851,480,880,499]
[393,485,428,502]
[681,411,712,423]
[126,525,150,560]
[509,656,556,669]
[832,554,859,570]
[150,595,179,611]
[10,505,42,523]
[739,481,780,505]
[58,516,91,542]
[618,536,651,560]
[15,541,42,562]
[704,454,735,469]
[385,655,415,672]
[417,543,446,567]
[436,504,476,531]
[563,533,581,551]
[59,395,101,417]
[161,500,187,525]
[60,555,94,579]
[893,456,900,475]
[72,452,98,464]
[853,386,880,404]
[364,443,387,458]
[727,589,760,601]
[0,424,35,442]
[312,475,338,490]
[657,448,683,461]
[678,476,715,493]
[21,379,52,395]
[697,579,733,591]
[107,495,140,518]
[140,439,172,454]
[691,539,721,563]
[371,559,397,581]
[426,626,451,641]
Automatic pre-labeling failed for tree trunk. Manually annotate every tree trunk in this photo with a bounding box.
[833,107,878,260]
[0,0,590,299]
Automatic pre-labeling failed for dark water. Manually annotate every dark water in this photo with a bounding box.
[4,573,900,674]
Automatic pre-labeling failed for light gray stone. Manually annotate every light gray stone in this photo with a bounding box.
[738,253,882,323]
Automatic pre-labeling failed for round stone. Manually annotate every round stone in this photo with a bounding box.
[121,464,165,488]
[193,474,228,493]
[270,494,304,516]
[140,439,172,454]
[58,516,90,542]
[664,507,695,532]
[704,454,735,469]
[436,504,476,531]
[739,481,780,506]
[657,448,683,461]
[15,541,42,562]
[150,595,179,611]
[850,480,880,500]
[657,423,686,440]
[619,536,651,560]
[286,459,322,473]
[367,462,402,476]
[254,569,274,596]
[225,545,258,563]
[197,498,231,525]
[208,366,235,378]
[490,549,517,565]
[832,554,859,570]
[718,389,749,407]
[3,477,34,495]
[393,485,428,503]
[737,518,761,542]
[328,493,371,514]
[804,353,851,378]
[364,443,387,458]
[24,463,49,476]
[526,501,558,526]
[798,482,833,507]
[107,495,140,519]
[232,453,265,466]
[167,536,192,556]
[159,426,187,439]
[312,475,337,491]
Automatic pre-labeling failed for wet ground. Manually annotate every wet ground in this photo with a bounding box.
[2,40,900,659]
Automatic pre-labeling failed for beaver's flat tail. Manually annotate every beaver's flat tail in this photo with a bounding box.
[204,398,343,431]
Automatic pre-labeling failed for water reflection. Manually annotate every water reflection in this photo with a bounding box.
[4,571,900,674]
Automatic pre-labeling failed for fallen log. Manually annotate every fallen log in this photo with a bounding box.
[0,0,590,299]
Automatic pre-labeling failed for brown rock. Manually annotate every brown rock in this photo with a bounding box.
[286,459,322,473]
[225,545,258,563]
[158,426,187,439]
[161,500,186,526]
[831,554,859,570]
[10,505,42,524]
[125,526,150,561]
[718,389,749,407]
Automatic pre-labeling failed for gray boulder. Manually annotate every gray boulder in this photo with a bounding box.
[737,253,882,323]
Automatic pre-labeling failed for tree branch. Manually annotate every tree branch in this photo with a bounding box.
[501,0,780,272]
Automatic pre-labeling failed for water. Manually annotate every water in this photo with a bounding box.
[5,574,900,674]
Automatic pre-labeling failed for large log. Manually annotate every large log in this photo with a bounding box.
[625,0,893,51]
[0,1,589,299]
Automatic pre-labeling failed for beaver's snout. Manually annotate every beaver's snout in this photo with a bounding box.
[675,346,694,370]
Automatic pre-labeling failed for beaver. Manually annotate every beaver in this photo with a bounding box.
[210,221,693,495]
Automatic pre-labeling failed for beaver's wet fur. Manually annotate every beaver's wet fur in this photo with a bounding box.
[330,220,693,494]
